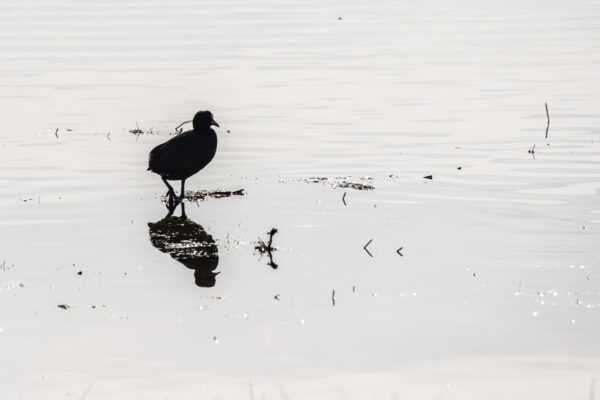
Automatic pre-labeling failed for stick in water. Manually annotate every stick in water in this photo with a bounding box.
[174,120,192,133]
[545,102,550,139]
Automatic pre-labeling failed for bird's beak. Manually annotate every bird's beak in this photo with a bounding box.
[211,120,220,127]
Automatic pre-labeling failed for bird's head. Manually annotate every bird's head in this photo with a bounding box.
[193,111,219,131]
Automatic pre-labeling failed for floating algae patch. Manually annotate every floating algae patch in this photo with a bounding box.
[302,176,374,190]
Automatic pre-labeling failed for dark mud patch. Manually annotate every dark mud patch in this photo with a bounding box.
[302,176,374,190]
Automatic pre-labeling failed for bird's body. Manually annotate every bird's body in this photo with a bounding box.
[148,129,217,180]
[148,111,219,201]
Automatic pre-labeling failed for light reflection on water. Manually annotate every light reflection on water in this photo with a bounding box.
[0,0,600,398]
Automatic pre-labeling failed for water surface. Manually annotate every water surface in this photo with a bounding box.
[1,1,599,399]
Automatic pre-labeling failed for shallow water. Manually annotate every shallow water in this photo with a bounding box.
[1,1,600,399]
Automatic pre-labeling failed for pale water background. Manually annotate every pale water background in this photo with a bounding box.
[1,1,600,399]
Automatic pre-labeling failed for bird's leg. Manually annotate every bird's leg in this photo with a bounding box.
[179,179,186,201]
[161,177,176,201]
[165,198,176,217]
[167,193,174,210]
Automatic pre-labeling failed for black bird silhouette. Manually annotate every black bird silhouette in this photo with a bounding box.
[148,202,220,287]
[148,111,219,202]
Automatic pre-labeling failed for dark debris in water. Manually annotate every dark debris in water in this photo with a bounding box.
[303,176,374,190]
[1,260,13,272]
[173,120,192,135]
[255,228,278,269]
[129,122,154,138]
[337,181,374,190]
[184,189,244,202]
[255,228,278,254]
[57,304,70,310]
[306,177,328,183]
[363,239,373,257]
[161,189,244,203]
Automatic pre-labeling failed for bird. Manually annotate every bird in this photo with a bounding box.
[148,110,219,202]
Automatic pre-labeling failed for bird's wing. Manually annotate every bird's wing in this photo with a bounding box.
[148,142,166,171]
[147,132,192,173]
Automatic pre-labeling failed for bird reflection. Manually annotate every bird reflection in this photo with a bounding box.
[148,202,219,287]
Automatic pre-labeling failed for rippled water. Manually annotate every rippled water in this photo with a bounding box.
[1,1,600,399]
